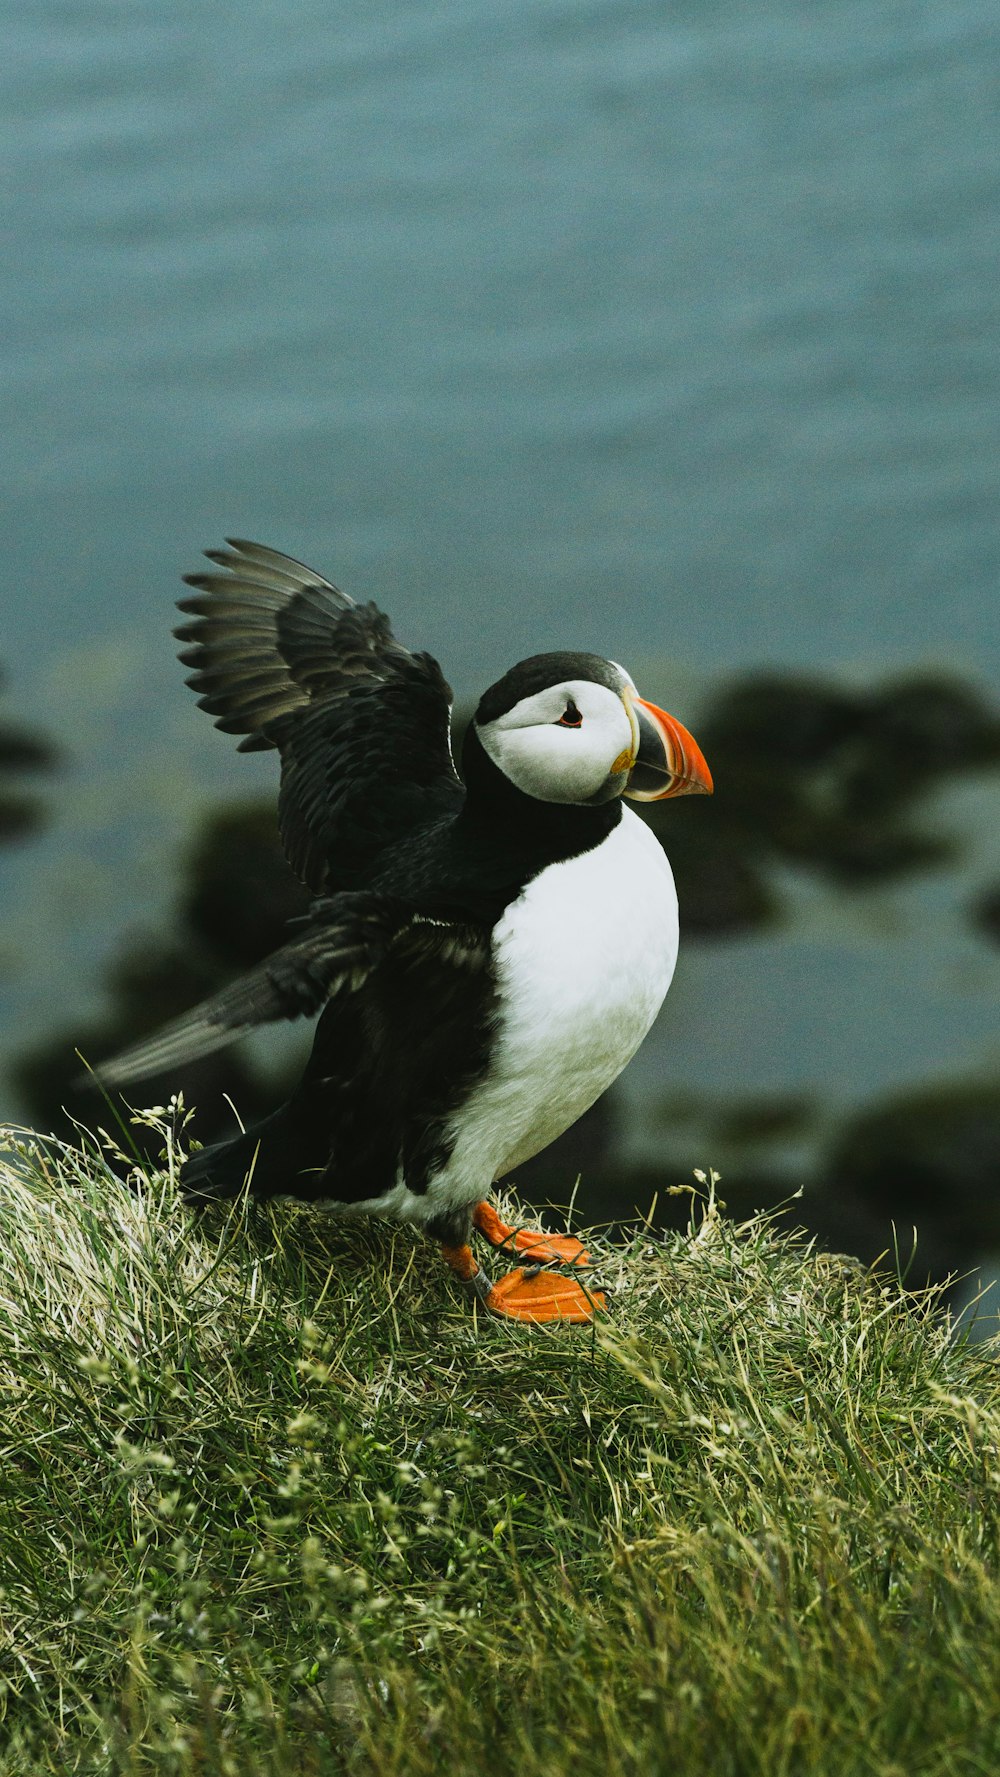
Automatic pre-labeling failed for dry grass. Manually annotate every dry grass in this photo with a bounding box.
[2,1110,999,1774]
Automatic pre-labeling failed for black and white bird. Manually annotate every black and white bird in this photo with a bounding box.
[96,539,712,1323]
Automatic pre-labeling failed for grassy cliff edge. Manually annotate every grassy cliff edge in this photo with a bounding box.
[2,1115,999,1776]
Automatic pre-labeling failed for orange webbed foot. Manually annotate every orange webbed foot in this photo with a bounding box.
[472,1200,591,1267]
[440,1236,606,1323]
[509,1229,592,1266]
[484,1266,606,1324]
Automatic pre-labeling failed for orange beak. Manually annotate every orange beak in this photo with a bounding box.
[623,695,714,802]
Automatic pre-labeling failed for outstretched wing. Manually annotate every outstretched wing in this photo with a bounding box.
[87,893,409,1088]
[175,539,463,893]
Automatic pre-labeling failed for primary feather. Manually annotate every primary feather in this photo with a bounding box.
[175,539,462,893]
[91,894,410,1086]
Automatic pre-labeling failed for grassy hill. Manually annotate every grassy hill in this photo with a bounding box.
[2,1108,999,1775]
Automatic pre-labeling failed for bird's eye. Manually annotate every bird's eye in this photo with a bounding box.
[556,701,583,728]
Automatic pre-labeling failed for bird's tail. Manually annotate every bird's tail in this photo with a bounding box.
[180,1105,308,1203]
[181,1126,265,1202]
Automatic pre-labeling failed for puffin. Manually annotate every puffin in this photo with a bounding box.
[95,539,712,1323]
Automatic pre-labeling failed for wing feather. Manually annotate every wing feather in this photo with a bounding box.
[174,539,463,887]
[88,893,408,1087]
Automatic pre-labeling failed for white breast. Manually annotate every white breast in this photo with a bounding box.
[425,807,678,1218]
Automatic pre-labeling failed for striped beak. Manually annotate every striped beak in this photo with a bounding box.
[623,695,714,802]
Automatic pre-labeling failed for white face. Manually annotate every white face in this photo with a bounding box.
[475,679,637,805]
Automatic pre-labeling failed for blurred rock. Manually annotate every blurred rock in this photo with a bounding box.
[0,669,60,844]
[970,882,1000,946]
[820,1080,1000,1278]
[644,666,1000,933]
[13,801,307,1157]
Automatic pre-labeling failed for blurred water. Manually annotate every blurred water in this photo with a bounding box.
[2,0,999,1128]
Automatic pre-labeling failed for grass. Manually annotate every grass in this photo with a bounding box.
[2,1110,1000,1775]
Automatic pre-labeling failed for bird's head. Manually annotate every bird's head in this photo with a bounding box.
[468,652,713,807]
